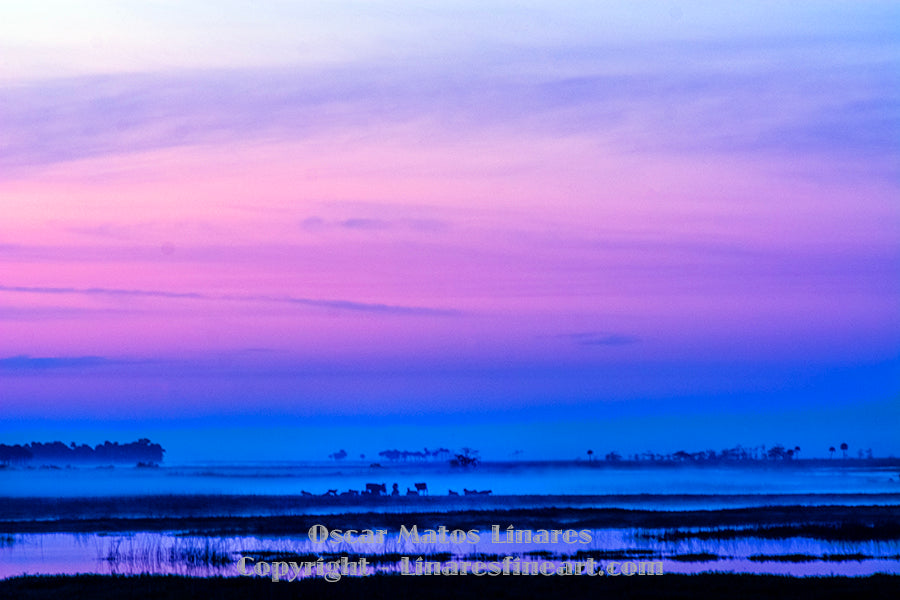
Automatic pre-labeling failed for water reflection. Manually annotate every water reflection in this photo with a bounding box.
[1,529,898,579]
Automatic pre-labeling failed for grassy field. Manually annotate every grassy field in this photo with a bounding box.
[0,573,897,600]
[2,501,899,540]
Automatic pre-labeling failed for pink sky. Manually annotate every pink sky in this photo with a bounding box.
[1,2,898,458]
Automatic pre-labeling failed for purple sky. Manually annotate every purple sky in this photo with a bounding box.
[1,2,898,460]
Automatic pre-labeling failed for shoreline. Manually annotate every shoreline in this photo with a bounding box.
[2,492,899,522]
[1,501,898,539]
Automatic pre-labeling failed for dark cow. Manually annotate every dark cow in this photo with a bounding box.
[365,483,387,495]
[414,482,428,495]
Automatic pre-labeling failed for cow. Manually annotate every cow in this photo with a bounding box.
[301,490,314,497]
[365,483,387,495]
[414,482,428,495]
[448,489,459,496]
[464,488,492,496]
[406,488,419,496]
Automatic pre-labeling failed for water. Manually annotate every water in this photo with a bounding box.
[2,461,898,499]
[1,529,898,579]
[2,461,898,579]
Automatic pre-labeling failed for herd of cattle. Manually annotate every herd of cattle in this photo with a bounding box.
[300,482,492,497]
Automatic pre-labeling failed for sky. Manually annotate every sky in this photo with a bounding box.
[1,1,898,461]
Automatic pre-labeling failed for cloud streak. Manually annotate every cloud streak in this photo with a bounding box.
[0,355,114,371]
[302,216,449,233]
[2,31,896,173]
[564,332,641,347]
[0,284,459,316]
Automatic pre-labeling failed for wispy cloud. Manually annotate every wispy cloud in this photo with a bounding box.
[0,305,141,320]
[2,31,895,173]
[301,216,449,233]
[340,218,390,230]
[0,284,459,316]
[564,332,640,347]
[0,355,114,371]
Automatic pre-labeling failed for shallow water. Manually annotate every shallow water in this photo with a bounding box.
[2,461,898,501]
[3,462,898,579]
[2,528,898,579]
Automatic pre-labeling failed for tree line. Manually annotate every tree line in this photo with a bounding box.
[0,439,165,466]
[377,447,453,462]
[586,443,875,463]
[327,447,479,467]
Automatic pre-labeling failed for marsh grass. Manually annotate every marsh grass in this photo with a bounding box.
[3,573,900,600]
[822,553,872,561]
[464,553,508,561]
[102,537,232,568]
[748,554,818,563]
[564,549,659,560]
[749,552,881,563]
[169,539,231,567]
[648,523,900,542]
[669,553,721,562]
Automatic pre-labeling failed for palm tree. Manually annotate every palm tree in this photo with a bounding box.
[829,446,836,459]
[587,449,594,463]
[840,442,848,459]
[794,446,801,459]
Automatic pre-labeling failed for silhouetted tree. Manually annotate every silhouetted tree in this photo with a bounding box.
[0,445,32,465]
[840,442,849,459]
[1,439,163,465]
[378,448,451,462]
[829,446,836,459]
[587,449,594,462]
[450,447,479,468]
[767,445,787,460]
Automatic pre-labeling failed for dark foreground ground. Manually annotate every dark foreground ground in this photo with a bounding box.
[2,502,899,543]
[1,574,897,600]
